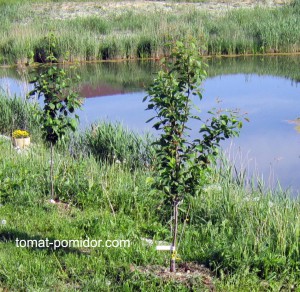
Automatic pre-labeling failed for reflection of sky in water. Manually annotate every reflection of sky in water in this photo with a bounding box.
[0,77,32,97]
[203,74,300,193]
[79,92,154,133]
[80,74,300,194]
[1,74,300,193]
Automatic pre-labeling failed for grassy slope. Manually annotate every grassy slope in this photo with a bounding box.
[0,95,300,290]
[0,0,299,65]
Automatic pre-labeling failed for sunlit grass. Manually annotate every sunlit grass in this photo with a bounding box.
[0,95,300,290]
[0,1,299,64]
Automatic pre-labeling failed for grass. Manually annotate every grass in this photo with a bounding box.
[0,0,299,65]
[1,95,300,290]
[0,93,40,138]
[83,121,155,169]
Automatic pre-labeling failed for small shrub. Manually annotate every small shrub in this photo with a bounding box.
[84,121,154,169]
[28,34,83,199]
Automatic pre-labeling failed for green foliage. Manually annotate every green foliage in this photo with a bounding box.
[33,36,62,63]
[145,40,242,272]
[145,40,242,203]
[27,33,83,199]
[0,132,300,290]
[28,34,82,146]
[84,121,155,169]
[0,94,40,137]
[137,38,154,59]
[292,0,300,12]
[99,40,118,60]
[0,96,299,288]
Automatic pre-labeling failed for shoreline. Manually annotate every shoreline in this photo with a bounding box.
[2,51,300,69]
[1,0,299,66]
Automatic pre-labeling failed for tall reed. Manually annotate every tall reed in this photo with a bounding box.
[0,1,299,64]
[0,94,40,137]
[83,121,155,169]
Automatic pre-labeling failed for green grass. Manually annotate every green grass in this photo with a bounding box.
[1,95,300,290]
[83,121,155,169]
[0,93,40,138]
[0,1,299,65]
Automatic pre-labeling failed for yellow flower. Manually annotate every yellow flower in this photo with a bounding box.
[12,130,30,138]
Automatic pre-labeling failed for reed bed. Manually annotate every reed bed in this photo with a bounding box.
[0,94,154,168]
[0,1,299,65]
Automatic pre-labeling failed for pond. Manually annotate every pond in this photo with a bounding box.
[1,55,300,194]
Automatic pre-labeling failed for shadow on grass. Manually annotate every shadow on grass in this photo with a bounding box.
[0,228,89,255]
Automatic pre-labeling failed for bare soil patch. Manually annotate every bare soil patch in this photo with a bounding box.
[134,262,215,290]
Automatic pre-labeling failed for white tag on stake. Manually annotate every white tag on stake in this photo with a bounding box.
[156,245,175,251]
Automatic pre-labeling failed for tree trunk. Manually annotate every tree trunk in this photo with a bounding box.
[50,141,54,199]
[170,200,179,272]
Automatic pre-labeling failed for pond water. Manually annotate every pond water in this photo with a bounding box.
[1,55,300,193]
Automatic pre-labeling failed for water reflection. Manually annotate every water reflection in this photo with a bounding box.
[286,118,300,133]
[202,74,300,193]
[1,56,300,193]
[81,73,300,193]
[1,55,300,97]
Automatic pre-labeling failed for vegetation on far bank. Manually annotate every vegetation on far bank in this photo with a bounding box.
[0,0,300,65]
[1,92,300,290]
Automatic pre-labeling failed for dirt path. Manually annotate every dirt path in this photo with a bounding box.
[34,0,290,20]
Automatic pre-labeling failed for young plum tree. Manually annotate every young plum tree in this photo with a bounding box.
[144,40,243,272]
[28,34,83,200]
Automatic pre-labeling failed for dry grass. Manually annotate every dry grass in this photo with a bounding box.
[32,0,289,20]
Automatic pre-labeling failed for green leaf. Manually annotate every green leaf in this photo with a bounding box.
[146,117,155,123]
[69,119,77,131]
[144,38,242,208]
